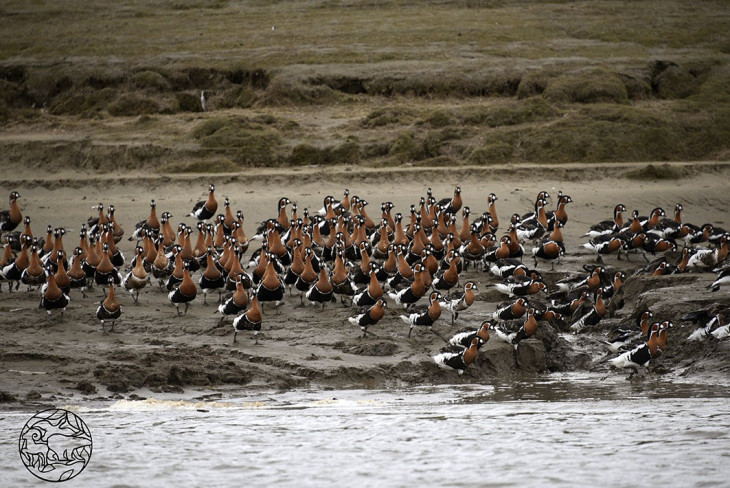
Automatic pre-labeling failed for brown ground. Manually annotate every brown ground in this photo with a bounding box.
[1,162,729,403]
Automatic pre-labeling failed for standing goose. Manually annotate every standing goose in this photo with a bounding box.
[255,253,285,309]
[189,184,219,220]
[165,245,185,292]
[433,249,462,292]
[217,273,249,324]
[486,193,499,233]
[440,281,478,325]
[107,205,125,243]
[330,248,357,304]
[583,204,627,239]
[433,337,480,375]
[388,263,427,309]
[130,199,161,241]
[570,288,607,332]
[40,273,70,321]
[493,308,540,348]
[199,247,225,305]
[94,242,122,288]
[103,223,125,267]
[3,234,30,292]
[0,191,22,232]
[96,277,122,333]
[306,266,334,308]
[449,320,491,349]
[67,247,88,297]
[151,237,173,288]
[21,244,47,290]
[122,246,148,305]
[53,250,71,296]
[352,262,384,307]
[168,262,197,316]
[401,291,443,337]
[348,298,387,337]
[233,295,263,344]
[294,248,319,305]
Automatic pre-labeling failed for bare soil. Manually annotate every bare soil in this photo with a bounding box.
[1,163,729,403]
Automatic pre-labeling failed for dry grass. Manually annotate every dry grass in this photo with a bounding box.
[0,0,729,170]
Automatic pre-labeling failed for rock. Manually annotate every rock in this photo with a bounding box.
[516,339,547,372]
[0,391,18,402]
[26,390,42,400]
[75,381,97,394]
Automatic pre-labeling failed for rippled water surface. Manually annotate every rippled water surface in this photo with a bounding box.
[2,374,729,487]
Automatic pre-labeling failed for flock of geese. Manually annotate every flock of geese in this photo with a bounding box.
[0,184,728,378]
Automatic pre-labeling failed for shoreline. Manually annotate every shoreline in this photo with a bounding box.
[1,164,729,403]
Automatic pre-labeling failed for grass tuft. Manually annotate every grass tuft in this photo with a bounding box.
[108,94,161,116]
[623,163,687,180]
[544,68,628,104]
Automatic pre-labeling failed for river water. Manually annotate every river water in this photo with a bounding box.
[2,374,729,487]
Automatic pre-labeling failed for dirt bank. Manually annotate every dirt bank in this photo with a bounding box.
[0,164,729,404]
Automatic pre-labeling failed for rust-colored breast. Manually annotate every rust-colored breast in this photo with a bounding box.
[44,275,62,301]
[180,269,197,296]
[463,339,479,366]
[104,285,120,312]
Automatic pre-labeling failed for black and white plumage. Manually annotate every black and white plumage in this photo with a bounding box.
[440,281,478,325]
[607,324,662,376]
[39,274,70,320]
[492,309,539,348]
[641,233,677,256]
[607,341,653,373]
[306,268,334,308]
[583,204,627,239]
[492,297,529,321]
[255,279,285,307]
[94,242,122,287]
[400,291,442,337]
[602,326,643,353]
[569,289,606,332]
[20,246,47,289]
[682,223,713,247]
[233,295,262,344]
[532,239,565,269]
[352,264,384,307]
[189,184,218,221]
[199,250,225,305]
[708,268,730,292]
[387,263,427,309]
[121,247,148,305]
[494,279,546,298]
[602,309,652,353]
[168,264,197,316]
[96,277,122,333]
[489,258,528,279]
[549,291,588,317]
[255,253,285,308]
[217,276,249,324]
[687,237,728,270]
[433,337,480,375]
[708,226,729,247]
[0,191,22,232]
[348,298,387,337]
[448,320,491,349]
[683,306,730,341]
[582,235,625,263]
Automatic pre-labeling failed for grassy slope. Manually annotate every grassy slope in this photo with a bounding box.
[0,0,729,172]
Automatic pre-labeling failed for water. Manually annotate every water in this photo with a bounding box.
[2,374,729,487]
